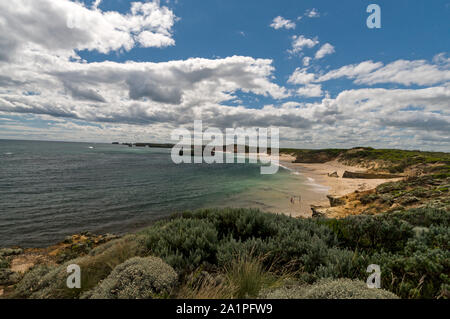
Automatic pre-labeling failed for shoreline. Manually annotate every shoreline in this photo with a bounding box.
[278,154,402,217]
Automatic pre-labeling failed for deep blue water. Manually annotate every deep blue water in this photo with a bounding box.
[0,139,298,247]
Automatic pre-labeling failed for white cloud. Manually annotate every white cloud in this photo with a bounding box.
[92,0,102,9]
[136,31,175,47]
[315,43,335,59]
[0,1,295,133]
[289,35,319,55]
[288,68,316,84]
[0,2,449,150]
[302,57,312,66]
[316,57,450,86]
[305,8,320,18]
[0,54,290,124]
[270,16,296,30]
[316,61,383,82]
[296,84,323,97]
[354,59,450,86]
[0,0,177,61]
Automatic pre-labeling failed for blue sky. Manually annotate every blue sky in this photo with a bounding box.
[0,0,449,150]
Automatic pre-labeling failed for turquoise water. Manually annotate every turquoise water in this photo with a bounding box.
[0,139,312,247]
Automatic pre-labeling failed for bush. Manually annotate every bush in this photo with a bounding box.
[320,214,414,253]
[360,194,379,205]
[11,207,449,299]
[177,208,338,272]
[370,247,450,299]
[180,208,335,244]
[216,237,268,267]
[82,256,177,299]
[314,248,368,280]
[13,265,54,298]
[0,248,23,257]
[260,278,399,299]
[141,218,219,272]
[0,268,21,286]
[0,257,10,269]
[387,207,449,227]
[18,239,142,299]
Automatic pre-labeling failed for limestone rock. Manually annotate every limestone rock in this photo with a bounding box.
[327,195,346,207]
[328,171,339,178]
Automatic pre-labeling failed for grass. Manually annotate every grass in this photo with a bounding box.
[281,147,450,173]
[176,254,292,299]
[11,207,450,299]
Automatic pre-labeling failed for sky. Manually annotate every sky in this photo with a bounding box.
[0,0,449,150]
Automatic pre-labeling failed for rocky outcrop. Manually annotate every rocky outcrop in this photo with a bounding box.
[328,171,339,178]
[311,205,326,218]
[327,195,346,207]
[342,171,403,179]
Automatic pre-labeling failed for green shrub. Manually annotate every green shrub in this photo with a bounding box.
[216,237,268,267]
[13,265,55,298]
[360,194,379,205]
[260,278,399,299]
[0,257,10,269]
[141,218,219,272]
[314,248,367,280]
[82,256,177,299]
[376,181,406,194]
[369,247,449,299]
[180,208,281,241]
[11,207,449,299]
[387,207,449,227]
[0,268,21,286]
[320,214,414,253]
[20,239,142,299]
[0,248,23,257]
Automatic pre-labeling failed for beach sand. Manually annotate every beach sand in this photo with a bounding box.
[214,151,399,218]
[278,154,401,218]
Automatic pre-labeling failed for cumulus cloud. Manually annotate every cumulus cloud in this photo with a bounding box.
[0,0,177,61]
[289,35,319,55]
[0,1,449,150]
[0,1,290,129]
[270,16,296,30]
[288,68,316,84]
[296,84,323,97]
[0,54,290,126]
[305,8,320,18]
[315,43,335,59]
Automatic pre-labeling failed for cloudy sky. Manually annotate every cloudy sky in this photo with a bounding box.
[0,0,449,150]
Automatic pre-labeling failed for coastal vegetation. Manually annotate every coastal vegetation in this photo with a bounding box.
[3,206,448,299]
[1,147,448,300]
[284,147,450,175]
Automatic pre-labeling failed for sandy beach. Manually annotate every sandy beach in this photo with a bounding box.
[278,153,402,218]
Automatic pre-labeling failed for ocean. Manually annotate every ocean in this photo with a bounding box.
[0,139,326,247]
